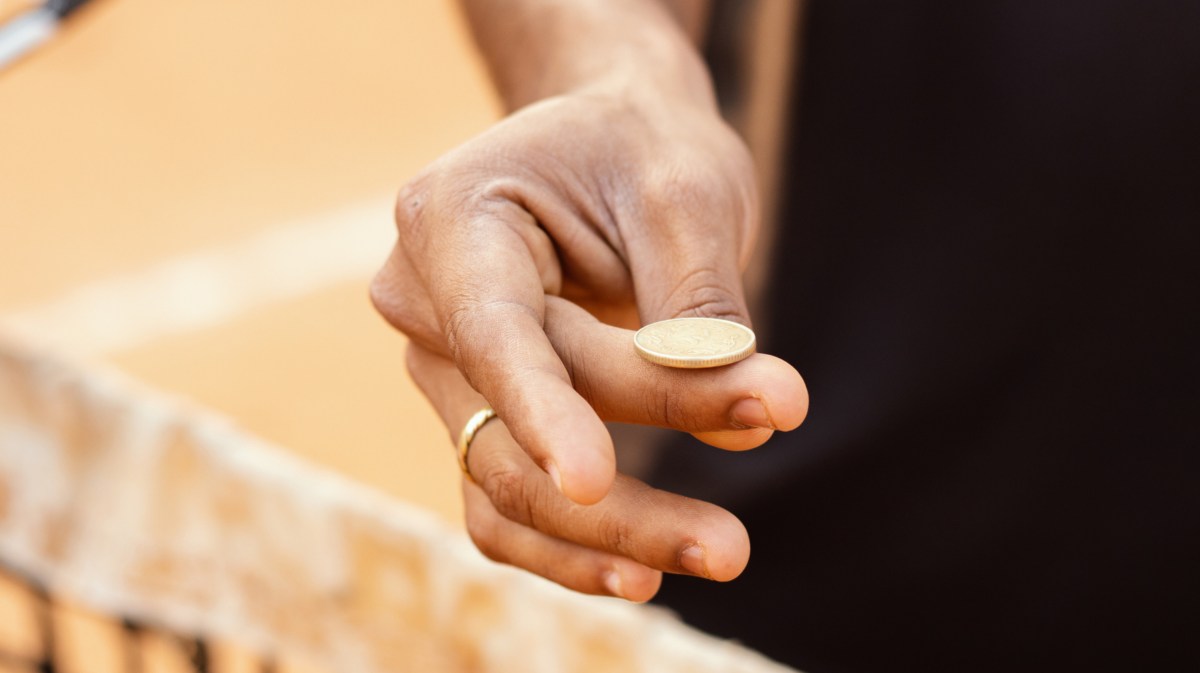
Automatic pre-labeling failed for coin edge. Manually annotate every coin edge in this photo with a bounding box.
[633,318,757,369]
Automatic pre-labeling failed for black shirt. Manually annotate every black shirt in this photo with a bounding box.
[650,2,1200,671]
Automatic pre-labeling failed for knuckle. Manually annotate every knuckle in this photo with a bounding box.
[479,460,536,527]
[597,515,637,557]
[464,510,506,564]
[666,267,747,323]
[397,171,520,238]
[630,136,760,264]
[476,177,523,206]
[638,143,749,214]
[555,334,588,396]
[440,301,476,365]
[441,298,540,371]
[393,179,430,234]
[637,161,714,220]
[369,269,421,335]
[648,384,696,430]
[440,300,496,375]
[656,393,674,428]
[368,271,394,318]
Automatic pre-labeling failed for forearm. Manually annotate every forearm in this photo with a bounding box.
[459,0,715,112]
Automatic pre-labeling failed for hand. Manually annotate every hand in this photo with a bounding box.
[405,297,807,600]
[372,86,809,598]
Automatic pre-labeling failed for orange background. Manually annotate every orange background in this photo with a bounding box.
[0,0,501,525]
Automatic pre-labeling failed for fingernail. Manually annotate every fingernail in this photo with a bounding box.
[603,569,624,598]
[679,544,711,579]
[544,460,564,493]
[730,397,774,430]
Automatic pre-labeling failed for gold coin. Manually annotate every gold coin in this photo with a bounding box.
[633,317,756,368]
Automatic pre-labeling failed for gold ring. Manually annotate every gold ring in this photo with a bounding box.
[456,407,497,482]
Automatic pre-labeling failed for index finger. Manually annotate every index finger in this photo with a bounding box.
[409,200,615,505]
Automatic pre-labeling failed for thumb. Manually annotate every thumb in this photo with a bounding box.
[628,245,777,448]
[623,155,759,325]
[622,211,800,449]
[627,234,753,327]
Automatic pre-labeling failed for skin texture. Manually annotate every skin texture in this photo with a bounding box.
[371,0,809,601]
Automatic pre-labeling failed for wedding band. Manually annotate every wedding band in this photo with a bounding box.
[456,406,497,482]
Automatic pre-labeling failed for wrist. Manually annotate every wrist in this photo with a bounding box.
[566,39,718,118]
[465,0,717,115]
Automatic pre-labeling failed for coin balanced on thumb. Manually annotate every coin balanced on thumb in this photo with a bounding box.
[633,317,756,369]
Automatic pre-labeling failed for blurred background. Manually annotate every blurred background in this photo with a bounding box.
[1,0,498,525]
[1,0,493,670]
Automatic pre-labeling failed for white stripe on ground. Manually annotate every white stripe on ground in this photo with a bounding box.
[0,196,396,356]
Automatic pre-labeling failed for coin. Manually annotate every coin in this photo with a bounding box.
[633,317,756,368]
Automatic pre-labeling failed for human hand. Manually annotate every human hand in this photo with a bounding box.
[405,297,807,600]
[372,87,808,598]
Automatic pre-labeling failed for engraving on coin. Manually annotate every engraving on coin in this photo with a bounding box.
[634,317,756,368]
